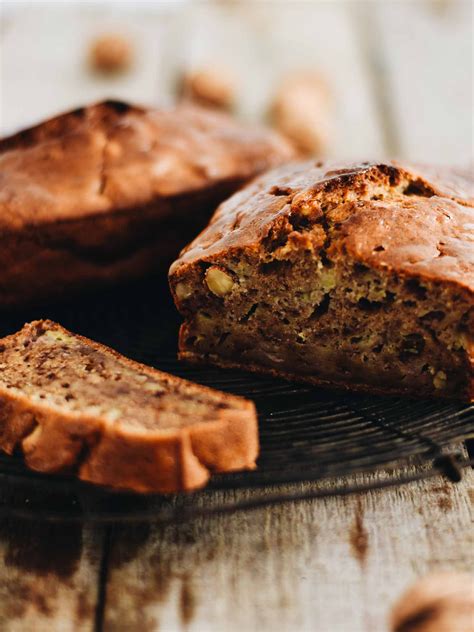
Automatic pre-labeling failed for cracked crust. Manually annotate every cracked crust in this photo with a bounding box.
[0,320,258,494]
[0,100,295,308]
[171,160,473,279]
[170,160,474,400]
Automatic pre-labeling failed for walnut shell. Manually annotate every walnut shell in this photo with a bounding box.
[90,34,133,74]
[179,67,236,110]
[269,71,332,157]
[390,572,474,632]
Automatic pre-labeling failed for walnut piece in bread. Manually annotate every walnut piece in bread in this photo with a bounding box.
[170,161,474,401]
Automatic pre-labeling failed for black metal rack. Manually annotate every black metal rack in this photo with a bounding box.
[1,277,473,523]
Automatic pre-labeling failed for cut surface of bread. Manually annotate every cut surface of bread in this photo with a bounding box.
[0,320,258,493]
[170,161,474,401]
[0,100,294,308]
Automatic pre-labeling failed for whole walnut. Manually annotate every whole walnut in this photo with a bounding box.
[269,71,332,157]
[390,572,474,632]
[90,34,133,74]
[179,67,236,110]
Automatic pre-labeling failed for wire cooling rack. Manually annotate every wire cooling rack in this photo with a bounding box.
[1,277,473,523]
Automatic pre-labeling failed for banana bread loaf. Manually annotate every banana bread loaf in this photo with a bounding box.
[0,320,258,493]
[0,100,294,308]
[170,161,474,400]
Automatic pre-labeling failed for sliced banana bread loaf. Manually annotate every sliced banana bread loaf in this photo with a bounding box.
[0,100,294,308]
[0,320,258,493]
[170,161,474,400]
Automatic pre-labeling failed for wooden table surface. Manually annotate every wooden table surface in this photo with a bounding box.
[0,1,473,631]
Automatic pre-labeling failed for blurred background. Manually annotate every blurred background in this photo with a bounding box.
[0,0,472,166]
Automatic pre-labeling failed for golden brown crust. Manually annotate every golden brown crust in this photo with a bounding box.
[0,320,259,494]
[0,100,295,307]
[171,161,474,295]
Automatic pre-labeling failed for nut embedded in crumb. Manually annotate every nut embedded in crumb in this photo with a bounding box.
[390,572,474,632]
[433,370,447,389]
[175,282,193,301]
[269,71,332,157]
[90,34,133,74]
[205,267,234,297]
[179,67,236,110]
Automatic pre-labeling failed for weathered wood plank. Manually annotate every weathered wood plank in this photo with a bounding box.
[0,1,385,161]
[101,467,474,632]
[370,0,473,165]
[0,4,169,135]
[2,1,471,160]
[171,1,385,157]
[0,518,103,632]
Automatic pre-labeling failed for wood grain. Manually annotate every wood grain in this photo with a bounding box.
[370,0,473,165]
[0,519,103,632]
[0,4,170,135]
[101,467,474,632]
[0,1,387,160]
[96,460,474,632]
[172,1,385,158]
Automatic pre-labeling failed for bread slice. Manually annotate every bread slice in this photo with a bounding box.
[0,100,294,308]
[0,320,258,493]
[170,161,474,401]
